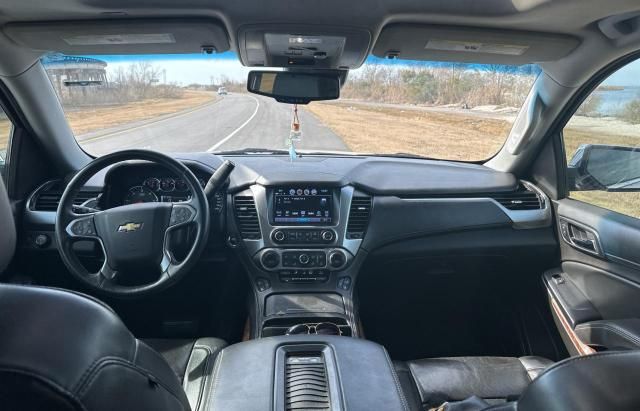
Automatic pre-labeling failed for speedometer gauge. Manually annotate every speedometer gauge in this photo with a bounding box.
[143,177,160,191]
[124,186,158,204]
[160,177,175,192]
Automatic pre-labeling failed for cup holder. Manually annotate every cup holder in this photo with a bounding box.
[262,317,352,338]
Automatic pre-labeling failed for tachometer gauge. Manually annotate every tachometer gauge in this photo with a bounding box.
[143,177,160,191]
[175,178,188,192]
[124,186,158,205]
[160,177,175,192]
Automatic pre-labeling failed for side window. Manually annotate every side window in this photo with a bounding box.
[0,106,13,179]
[564,60,640,218]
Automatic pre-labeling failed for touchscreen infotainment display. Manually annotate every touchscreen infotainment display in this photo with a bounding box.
[273,187,333,225]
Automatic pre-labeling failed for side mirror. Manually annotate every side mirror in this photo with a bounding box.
[568,144,640,191]
[247,70,340,104]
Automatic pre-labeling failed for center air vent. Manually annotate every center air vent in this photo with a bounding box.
[234,195,261,239]
[285,355,330,411]
[32,182,99,212]
[491,185,542,211]
[346,195,372,239]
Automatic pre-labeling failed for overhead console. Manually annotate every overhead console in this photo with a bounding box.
[237,24,371,69]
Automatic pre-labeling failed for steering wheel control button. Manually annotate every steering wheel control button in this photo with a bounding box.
[170,205,195,226]
[69,218,97,237]
[261,250,280,269]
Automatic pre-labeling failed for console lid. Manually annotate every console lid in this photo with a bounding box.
[206,335,408,411]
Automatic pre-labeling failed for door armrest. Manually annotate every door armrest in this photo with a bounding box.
[575,319,640,351]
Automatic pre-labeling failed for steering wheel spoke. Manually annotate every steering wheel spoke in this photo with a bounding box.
[168,203,197,229]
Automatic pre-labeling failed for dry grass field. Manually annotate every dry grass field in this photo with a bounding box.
[67,89,216,136]
[307,101,640,218]
[306,102,511,161]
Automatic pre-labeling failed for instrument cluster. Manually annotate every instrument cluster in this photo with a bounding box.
[124,177,207,205]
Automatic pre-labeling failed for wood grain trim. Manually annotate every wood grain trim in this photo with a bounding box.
[549,292,595,356]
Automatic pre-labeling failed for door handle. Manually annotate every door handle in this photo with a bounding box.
[559,218,603,257]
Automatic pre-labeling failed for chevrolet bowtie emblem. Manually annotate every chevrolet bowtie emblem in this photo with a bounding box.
[117,222,143,233]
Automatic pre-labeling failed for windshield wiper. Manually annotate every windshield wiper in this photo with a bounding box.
[215,148,291,155]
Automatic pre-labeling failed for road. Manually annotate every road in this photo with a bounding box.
[79,94,348,155]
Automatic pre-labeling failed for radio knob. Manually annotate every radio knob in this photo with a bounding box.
[261,251,280,269]
[298,253,310,265]
[321,230,334,242]
[273,230,286,243]
[328,250,346,268]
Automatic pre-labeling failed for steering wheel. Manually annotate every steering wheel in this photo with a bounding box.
[55,150,210,296]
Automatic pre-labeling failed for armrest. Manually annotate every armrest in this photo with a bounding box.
[575,319,640,351]
[543,269,601,328]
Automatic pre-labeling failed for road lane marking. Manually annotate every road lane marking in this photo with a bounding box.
[207,95,260,152]
[80,99,222,144]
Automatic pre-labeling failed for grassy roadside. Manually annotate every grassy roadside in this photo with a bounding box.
[306,101,640,218]
[69,89,217,136]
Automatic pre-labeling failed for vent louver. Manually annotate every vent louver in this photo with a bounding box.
[32,183,99,212]
[285,355,330,411]
[234,195,261,239]
[346,196,372,239]
[491,185,542,211]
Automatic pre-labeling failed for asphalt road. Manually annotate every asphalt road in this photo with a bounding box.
[80,94,348,155]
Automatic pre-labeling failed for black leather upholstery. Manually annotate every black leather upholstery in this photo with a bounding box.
[206,335,410,411]
[517,351,640,411]
[402,356,553,407]
[146,338,227,411]
[0,284,191,411]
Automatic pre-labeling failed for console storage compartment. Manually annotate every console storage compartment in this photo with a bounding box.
[206,335,408,411]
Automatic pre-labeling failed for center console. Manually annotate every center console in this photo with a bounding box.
[227,183,371,339]
[205,335,408,411]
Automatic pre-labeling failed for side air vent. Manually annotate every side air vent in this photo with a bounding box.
[32,183,99,212]
[234,195,261,239]
[491,185,542,211]
[285,355,330,411]
[346,195,372,239]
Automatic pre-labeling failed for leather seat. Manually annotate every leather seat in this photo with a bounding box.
[406,351,640,411]
[396,356,554,409]
[0,178,225,411]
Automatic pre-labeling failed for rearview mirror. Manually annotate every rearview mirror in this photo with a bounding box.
[247,71,340,104]
[568,144,640,191]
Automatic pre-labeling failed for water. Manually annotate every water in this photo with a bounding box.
[593,86,640,116]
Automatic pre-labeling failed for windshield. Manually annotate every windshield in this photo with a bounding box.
[43,53,540,161]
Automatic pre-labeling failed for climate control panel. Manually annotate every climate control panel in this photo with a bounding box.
[255,248,351,283]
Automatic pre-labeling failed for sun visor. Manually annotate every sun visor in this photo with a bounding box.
[238,25,371,69]
[373,24,580,65]
[3,19,230,55]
